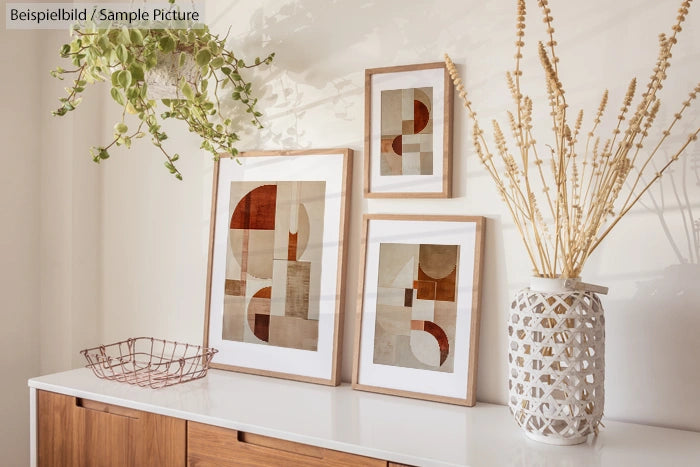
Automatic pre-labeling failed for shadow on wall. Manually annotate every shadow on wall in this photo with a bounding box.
[638,144,700,266]
[606,263,700,431]
[209,0,501,150]
[604,147,700,431]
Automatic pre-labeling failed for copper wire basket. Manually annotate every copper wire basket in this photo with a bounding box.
[81,337,218,389]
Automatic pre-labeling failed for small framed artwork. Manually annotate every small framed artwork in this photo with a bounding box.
[204,149,352,386]
[364,62,453,198]
[352,214,485,405]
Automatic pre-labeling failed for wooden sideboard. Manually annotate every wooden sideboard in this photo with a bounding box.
[37,390,393,466]
[29,368,700,466]
[37,390,185,466]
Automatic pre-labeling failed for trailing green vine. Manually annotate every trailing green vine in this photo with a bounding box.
[52,17,274,179]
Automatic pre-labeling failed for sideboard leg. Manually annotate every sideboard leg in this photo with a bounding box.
[29,387,37,467]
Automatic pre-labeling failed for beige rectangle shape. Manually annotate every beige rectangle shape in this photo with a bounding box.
[376,287,408,307]
[285,261,311,319]
[270,260,288,317]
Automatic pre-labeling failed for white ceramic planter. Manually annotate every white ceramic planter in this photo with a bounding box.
[508,277,605,445]
[145,51,200,99]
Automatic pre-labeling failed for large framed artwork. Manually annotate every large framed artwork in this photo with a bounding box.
[204,149,352,386]
[364,62,453,198]
[352,214,485,405]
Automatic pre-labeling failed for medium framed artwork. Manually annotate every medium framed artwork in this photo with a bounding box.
[204,149,352,386]
[364,62,453,198]
[352,214,485,405]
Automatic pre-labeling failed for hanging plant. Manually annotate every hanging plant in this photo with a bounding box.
[51,13,274,180]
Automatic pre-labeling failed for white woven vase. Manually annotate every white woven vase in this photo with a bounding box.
[508,277,605,445]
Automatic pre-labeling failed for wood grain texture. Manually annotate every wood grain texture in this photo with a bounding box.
[203,149,352,386]
[187,421,385,467]
[332,148,353,384]
[38,390,185,467]
[466,217,486,406]
[352,214,486,406]
[201,160,220,359]
[364,62,453,198]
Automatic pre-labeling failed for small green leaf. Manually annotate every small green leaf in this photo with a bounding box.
[210,57,224,69]
[114,122,128,134]
[179,52,186,67]
[120,26,131,45]
[129,63,145,82]
[201,79,208,93]
[115,44,128,63]
[181,82,194,100]
[144,52,157,69]
[97,36,111,53]
[207,40,219,55]
[117,70,132,89]
[111,70,120,87]
[130,29,143,45]
[60,44,70,56]
[195,48,211,67]
[158,36,175,54]
[99,148,110,159]
[110,87,125,106]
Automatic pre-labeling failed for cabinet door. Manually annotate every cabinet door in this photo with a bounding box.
[38,390,185,467]
[187,421,386,467]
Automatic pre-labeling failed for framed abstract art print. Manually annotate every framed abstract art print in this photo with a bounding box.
[352,214,485,405]
[204,149,352,386]
[364,62,453,198]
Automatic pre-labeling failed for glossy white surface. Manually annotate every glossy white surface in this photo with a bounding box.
[29,369,700,467]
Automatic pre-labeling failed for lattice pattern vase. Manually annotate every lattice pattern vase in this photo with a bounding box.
[508,277,605,445]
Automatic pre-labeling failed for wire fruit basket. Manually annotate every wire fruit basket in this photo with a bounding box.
[81,337,218,389]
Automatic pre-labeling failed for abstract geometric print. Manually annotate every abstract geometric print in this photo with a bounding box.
[222,181,326,351]
[380,87,433,176]
[373,243,459,372]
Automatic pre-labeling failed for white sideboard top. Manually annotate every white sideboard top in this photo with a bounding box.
[29,368,700,467]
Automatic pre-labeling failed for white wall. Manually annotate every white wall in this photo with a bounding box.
[38,30,104,376]
[0,14,41,467]
[0,19,105,466]
[17,4,699,459]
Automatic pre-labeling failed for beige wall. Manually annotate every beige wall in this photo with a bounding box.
[38,30,103,376]
[0,16,41,467]
[98,0,700,431]
[3,2,699,464]
[0,23,104,467]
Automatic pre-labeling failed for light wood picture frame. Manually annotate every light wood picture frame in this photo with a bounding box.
[203,149,352,386]
[352,214,485,405]
[364,62,453,198]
